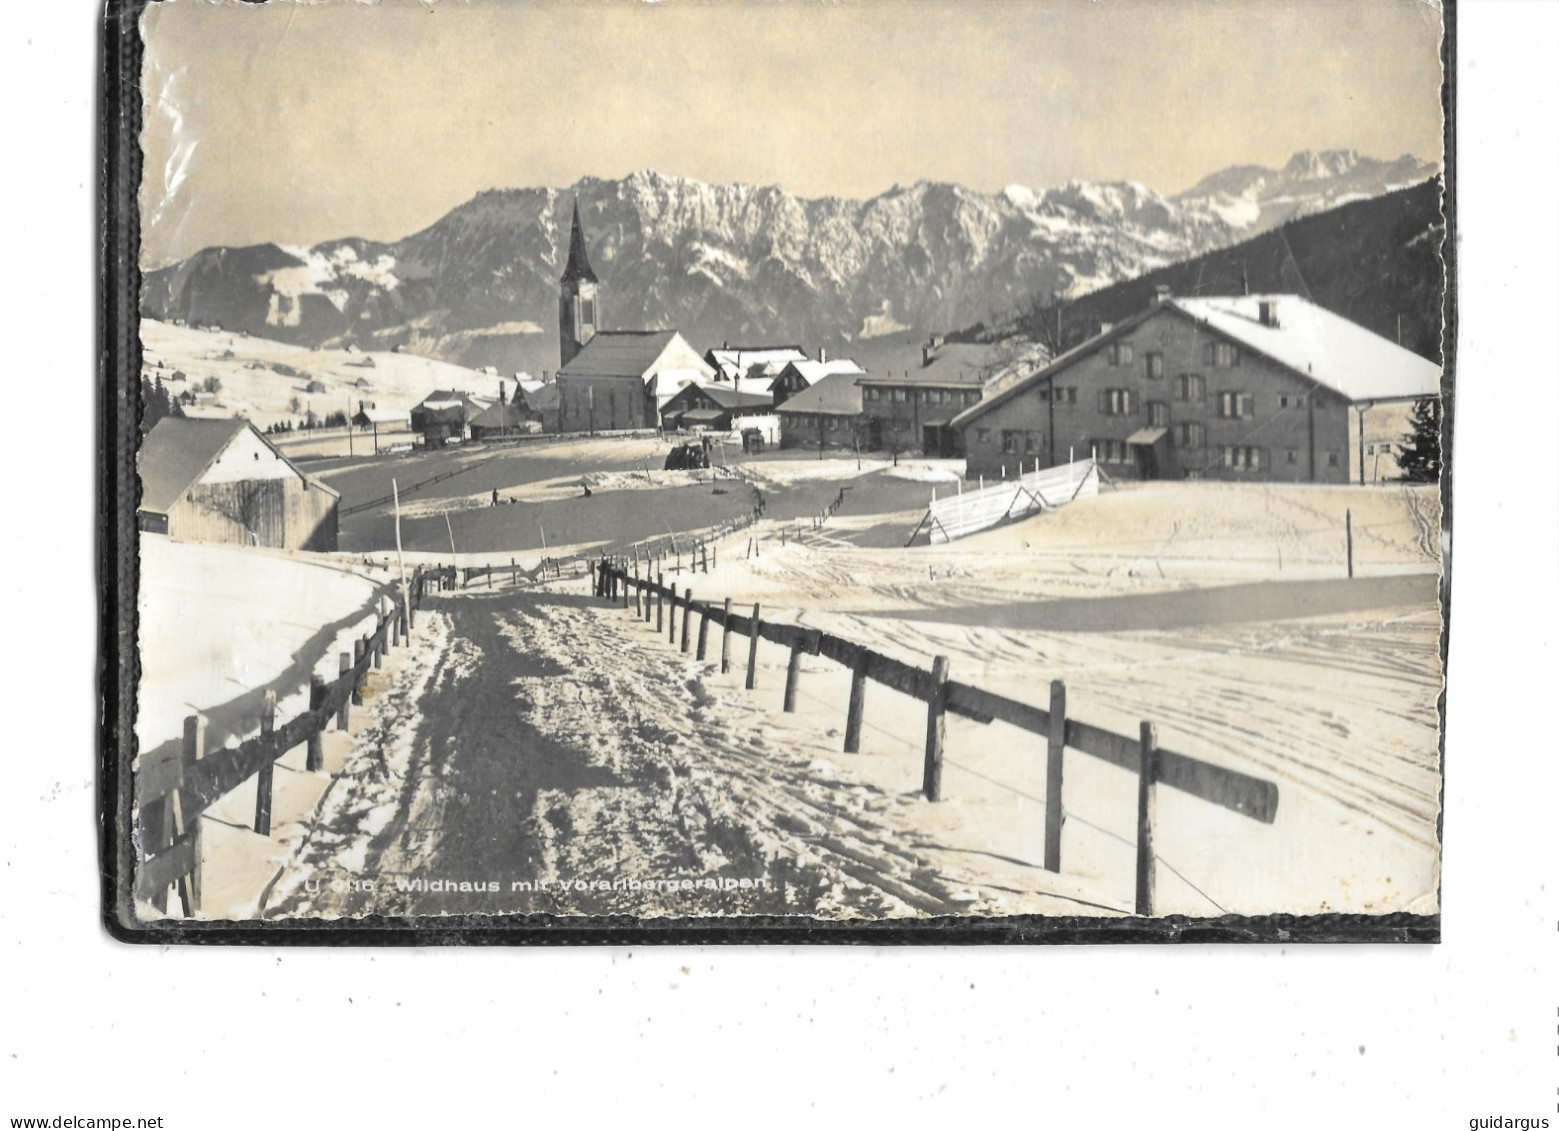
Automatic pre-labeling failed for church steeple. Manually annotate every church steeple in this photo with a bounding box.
[561,200,597,285]
[558,198,600,369]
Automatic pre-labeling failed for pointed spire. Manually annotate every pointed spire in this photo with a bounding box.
[560,199,597,285]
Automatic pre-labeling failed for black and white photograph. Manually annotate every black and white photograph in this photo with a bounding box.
[13,0,1559,1126]
[115,0,1451,932]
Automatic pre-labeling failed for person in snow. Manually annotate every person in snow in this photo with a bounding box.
[491,488,499,506]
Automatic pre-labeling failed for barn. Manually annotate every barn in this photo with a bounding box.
[137,417,340,551]
[952,292,1442,484]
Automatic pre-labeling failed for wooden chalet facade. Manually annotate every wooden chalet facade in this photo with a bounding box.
[660,383,772,431]
[951,293,1442,483]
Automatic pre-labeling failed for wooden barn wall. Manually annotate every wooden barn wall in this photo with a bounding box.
[171,479,338,551]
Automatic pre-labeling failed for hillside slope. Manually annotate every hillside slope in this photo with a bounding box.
[1011,179,1446,362]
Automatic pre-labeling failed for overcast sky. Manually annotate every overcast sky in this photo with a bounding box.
[140,0,1446,266]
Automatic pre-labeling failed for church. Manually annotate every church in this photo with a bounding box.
[554,202,715,433]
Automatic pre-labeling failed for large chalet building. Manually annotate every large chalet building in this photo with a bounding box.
[952,291,1441,483]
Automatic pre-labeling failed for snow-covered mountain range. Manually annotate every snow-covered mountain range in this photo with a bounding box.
[141,150,1437,373]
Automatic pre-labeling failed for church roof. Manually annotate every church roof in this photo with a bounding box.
[558,330,683,380]
[560,199,597,285]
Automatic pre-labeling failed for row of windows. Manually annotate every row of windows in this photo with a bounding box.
[862,386,980,406]
[1092,440,1345,469]
[1105,342,1241,374]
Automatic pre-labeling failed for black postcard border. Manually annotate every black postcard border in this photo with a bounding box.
[98,0,1453,946]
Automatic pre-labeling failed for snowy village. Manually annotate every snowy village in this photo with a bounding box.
[127,3,1446,927]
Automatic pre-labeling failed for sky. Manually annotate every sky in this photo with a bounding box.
[139,0,1446,266]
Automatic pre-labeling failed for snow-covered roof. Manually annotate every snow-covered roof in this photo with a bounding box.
[775,372,864,416]
[859,342,996,387]
[468,401,529,430]
[137,417,336,515]
[953,295,1441,430]
[778,358,866,386]
[1168,295,1441,403]
[705,345,809,381]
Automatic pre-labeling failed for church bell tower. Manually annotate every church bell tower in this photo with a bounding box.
[558,199,599,370]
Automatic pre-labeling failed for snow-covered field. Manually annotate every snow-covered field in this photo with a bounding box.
[139,466,1442,920]
[140,318,507,429]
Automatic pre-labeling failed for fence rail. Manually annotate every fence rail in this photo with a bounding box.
[595,561,1279,915]
[134,567,435,915]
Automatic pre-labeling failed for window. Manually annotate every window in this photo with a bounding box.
[1327,450,1340,468]
[1175,373,1205,402]
[580,298,595,324]
[976,428,991,444]
[1095,438,1129,463]
[1175,421,1204,449]
[893,388,908,403]
[1218,392,1252,419]
[1146,352,1164,380]
[1366,444,1375,456]
[1220,445,1264,471]
[1108,342,1135,366]
[1100,388,1135,415]
[1287,449,1298,465]
[1205,341,1240,368]
[1002,430,1020,454]
[1148,401,1171,427]
[1025,431,1043,451]
[966,390,981,405]
[864,387,878,402]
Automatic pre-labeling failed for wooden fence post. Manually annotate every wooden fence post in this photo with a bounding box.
[306,676,327,772]
[337,652,352,730]
[180,713,206,914]
[782,638,803,712]
[1346,508,1354,579]
[1135,721,1158,917]
[589,561,597,596]
[352,638,366,705]
[657,573,665,634]
[680,590,693,653]
[390,603,400,649]
[745,603,761,690]
[1044,679,1066,873]
[668,581,678,641]
[254,690,277,837]
[696,603,711,661]
[373,620,384,669]
[720,598,733,673]
[843,653,868,753]
[922,656,951,801]
[633,566,643,617]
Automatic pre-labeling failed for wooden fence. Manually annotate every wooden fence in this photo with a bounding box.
[134,568,435,916]
[594,561,1279,916]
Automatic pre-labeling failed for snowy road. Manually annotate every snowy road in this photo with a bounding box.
[268,586,1071,920]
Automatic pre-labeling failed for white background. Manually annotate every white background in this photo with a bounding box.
[1,2,1554,1127]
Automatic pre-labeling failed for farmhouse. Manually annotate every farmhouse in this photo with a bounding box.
[660,383,772,432]
[468,400,534,440]
[137,417,339,551]
[951,292,1442,483]
[775,372,866,451]
[769,357,866,407]
[857,341,995,457]
[410,389,489,446]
